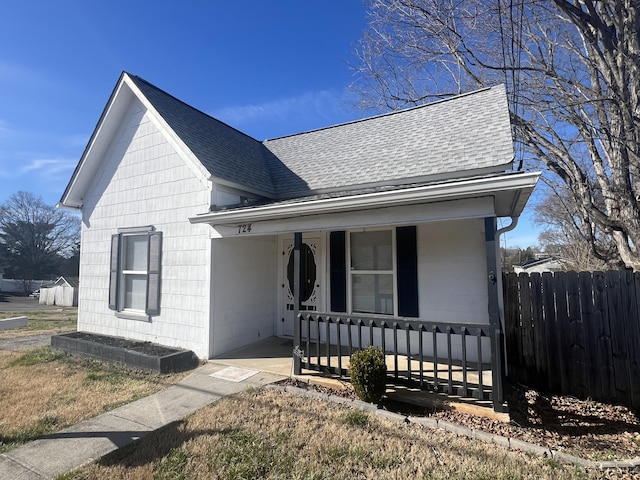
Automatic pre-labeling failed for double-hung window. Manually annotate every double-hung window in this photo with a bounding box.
[350,230,395,315]
[330,226,418,317]
[109,227,162,318]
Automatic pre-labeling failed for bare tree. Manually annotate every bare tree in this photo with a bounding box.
[534,181,619,271]
[0,191,80,293]
[353,0,640,269]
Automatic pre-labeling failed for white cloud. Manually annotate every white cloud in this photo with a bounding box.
[20,158,76,176]
[0,119,14,137]
[210,89,358,138]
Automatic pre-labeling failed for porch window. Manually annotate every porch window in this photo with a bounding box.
[330,226,418,317]
[109,227,162,318]
[350,230,394,315]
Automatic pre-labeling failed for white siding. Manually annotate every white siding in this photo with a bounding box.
[418,218,488,324]
[210,236,278,357]
[78,99,212,357]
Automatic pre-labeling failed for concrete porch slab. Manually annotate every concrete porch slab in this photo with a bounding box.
[214,336,505,419]
[213,336,295,377]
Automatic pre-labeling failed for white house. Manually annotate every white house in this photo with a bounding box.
[59,73,539,384]
[513,256,564,274]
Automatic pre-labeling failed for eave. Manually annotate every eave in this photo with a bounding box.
[190,171,541,227]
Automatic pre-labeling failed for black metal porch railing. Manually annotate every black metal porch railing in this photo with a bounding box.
[295,312,505,411]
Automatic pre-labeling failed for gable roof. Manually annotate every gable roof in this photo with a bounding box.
[60,73,516,210]
[125,77,515,199]
[46,276,80,288]
[264,85,514,197]
[126,75,279,197]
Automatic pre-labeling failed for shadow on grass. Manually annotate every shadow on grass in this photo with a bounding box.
[93,419,231,470]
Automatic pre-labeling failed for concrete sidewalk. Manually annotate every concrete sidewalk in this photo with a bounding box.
[0,362,285,480]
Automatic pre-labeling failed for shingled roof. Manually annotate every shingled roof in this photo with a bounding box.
[127,75,513,201]
[264,85,514,197]
[128,75,279,196]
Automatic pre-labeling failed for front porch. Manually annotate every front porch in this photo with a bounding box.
[213,330,504,413]
[201,177,540,414]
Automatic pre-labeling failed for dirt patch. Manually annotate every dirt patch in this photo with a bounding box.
[280,378,640,463]
[0,334,52,351]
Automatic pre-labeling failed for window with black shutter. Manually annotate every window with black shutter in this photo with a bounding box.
[329,227,418,317]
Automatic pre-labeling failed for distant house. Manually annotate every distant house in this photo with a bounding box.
[59,72,540,361]
[39,276,79,307]
[513,257,564,274]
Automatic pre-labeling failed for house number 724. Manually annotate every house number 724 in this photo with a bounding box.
[237,224,252,234]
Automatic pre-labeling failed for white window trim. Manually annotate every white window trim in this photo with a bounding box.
[346,228,397,316]
[110,226,161,321]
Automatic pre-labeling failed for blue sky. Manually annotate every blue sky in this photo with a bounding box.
[0,1,539,248]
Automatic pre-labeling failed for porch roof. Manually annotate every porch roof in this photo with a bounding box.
[190,171,540,231]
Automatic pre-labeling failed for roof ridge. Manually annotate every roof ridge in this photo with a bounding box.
[263,84,502,142]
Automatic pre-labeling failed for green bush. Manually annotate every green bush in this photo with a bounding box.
[348,346,387,403]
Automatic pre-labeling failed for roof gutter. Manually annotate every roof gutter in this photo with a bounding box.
[497,216,519,236]
[56,202,82,212]
[190,171,541,225]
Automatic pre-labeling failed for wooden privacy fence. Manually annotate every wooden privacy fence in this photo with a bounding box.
[503,270,640,409]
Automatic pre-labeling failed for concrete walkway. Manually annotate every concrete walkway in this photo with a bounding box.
[0,362,285,480]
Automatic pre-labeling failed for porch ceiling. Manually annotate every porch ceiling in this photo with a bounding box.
[190,171,541,237]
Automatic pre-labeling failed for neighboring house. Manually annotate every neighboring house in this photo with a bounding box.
[513,257,564,274]
[39,276,79,307]
[59,72,540,361]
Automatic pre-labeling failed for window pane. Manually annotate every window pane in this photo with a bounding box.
[352,274,394,314]
[124,274,147,310]
[124,235,148,271]
[350,231,392,270]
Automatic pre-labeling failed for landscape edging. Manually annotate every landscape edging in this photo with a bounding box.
[266,384,638,471]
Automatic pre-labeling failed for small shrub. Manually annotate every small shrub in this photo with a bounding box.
[348,346,387,403]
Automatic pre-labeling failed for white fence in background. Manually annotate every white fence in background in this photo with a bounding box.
[0,277,50,294]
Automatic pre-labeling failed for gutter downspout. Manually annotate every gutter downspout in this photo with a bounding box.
[494,215,519,388]
[497,216,519,237]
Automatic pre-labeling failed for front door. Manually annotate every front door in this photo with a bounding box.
[280,235,323,337]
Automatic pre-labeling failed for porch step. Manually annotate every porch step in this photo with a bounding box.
[386,386,510,422]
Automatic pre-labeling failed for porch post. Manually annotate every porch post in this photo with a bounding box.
[485,216,506,412]
[293,232,302,375]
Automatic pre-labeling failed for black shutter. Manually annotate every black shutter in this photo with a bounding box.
[396,226,419,317]
[329,231,347,312]
[146,231,162,316]
[108,234,120,311]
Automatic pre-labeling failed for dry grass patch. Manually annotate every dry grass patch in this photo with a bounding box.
[67,389,603,480]
[0,309,77,337]
[0,346,187,452]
